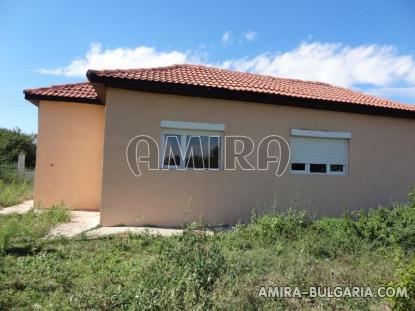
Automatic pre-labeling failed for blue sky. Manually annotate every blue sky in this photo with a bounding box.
[1,0,415,133]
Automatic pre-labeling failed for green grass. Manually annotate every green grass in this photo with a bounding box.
[0,206,70,255]
[0,170,33,207]
[1,192,415,310]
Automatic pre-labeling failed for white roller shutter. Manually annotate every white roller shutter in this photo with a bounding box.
[290,136,348,165]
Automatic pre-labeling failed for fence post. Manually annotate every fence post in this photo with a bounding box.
[18,152,26,174]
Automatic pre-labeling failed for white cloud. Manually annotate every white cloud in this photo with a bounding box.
[220,42,415,89]
[221,31,232,44]
[38,41,415,102]
[243,30,257,42]
[38,43,196,77]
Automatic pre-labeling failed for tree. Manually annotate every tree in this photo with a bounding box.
[0,128,37,168]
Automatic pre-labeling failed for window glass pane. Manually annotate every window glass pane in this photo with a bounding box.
[185,136,220,169]
[310,163,327,173]
[291,163,305,171]
[185,136,206,169]
[208,136,220,169]
[163,134,181,167]
[330,164,344,172]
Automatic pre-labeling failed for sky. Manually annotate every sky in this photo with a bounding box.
[1,0,415,133]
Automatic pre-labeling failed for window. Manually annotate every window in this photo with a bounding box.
[290,129,350,176]
[162,133,221,169]
[161,121,224,170]
[291,163,306,171]
[310,164,327,173]
[330,164,344,173]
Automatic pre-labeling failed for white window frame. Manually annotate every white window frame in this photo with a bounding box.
[160,120,225,170]
[290,129,350,176]
[290,163,346,176]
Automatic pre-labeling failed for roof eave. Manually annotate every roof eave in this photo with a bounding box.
[23,92,103,106]
[87,71,415,120]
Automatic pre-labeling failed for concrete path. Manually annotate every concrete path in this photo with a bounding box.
[0,200,33,215]
[1,201,187,238]
[85,226,184,238]
[48,211,100,238]
[48,212,186,238]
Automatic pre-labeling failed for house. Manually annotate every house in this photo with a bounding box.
[24,64,415,227]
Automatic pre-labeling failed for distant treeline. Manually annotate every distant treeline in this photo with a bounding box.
[0,128,36,168]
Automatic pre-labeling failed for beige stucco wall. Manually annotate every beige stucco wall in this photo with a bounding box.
[100,87,415,227]
[34,100,105,210]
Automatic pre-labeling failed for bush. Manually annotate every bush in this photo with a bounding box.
[226,199,415,258]
[244,209,311,241]
[305,216,363,258]
[409,186,415,208]
[389,255,415,310]
[349,203,415,250]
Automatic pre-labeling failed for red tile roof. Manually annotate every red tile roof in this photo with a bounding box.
[24,64,415,117]
[88,64,415,112]
[24,82,100,104]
